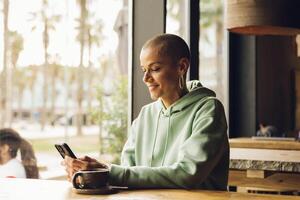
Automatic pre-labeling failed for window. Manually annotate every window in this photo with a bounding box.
[166,0,226,104]
[199,0,225,103]
[166,0,187,41]
[0,0,129,179]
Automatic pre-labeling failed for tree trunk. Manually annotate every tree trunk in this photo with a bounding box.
[99,96,103,154]
[18,89,24,120]
[50,68,56,125]
[6,59,12,126]
[77,65,84,136]
[87,34,92,126]
[76,0,87,136]
[41,18,49,130]
[1,0,9,127]
[30,86,36,122]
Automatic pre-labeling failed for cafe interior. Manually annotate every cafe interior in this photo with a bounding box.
[131,1,300,197]
[1,0,300,199]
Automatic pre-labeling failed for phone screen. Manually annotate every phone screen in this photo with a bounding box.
[55,143,77,159]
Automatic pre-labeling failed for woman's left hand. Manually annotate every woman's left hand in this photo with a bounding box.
[61,155,110,181]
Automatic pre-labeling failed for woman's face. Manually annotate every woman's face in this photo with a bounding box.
[140,46,181,104]
[0,144,10,164]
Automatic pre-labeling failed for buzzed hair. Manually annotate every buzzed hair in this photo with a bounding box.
[142,34,191,63]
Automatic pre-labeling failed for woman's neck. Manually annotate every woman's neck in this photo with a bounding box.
[0,155,12,165]
[161,87,188,108]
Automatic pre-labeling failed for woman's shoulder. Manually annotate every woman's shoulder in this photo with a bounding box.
[140,100,162,114]
[194,96,225,118]
[0,158,26,178]
[132,100,161,126]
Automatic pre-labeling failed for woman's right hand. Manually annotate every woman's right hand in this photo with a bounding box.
[61,155,109,181]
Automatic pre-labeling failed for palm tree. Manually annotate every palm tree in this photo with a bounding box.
[30,0,61,130]
[8,31,24,125]
[49,62,63,124]
[86,18,104,125]
[75,0,88,136]
[1,0,9,127]
[9,31,24,69]
[27,65,38,122]
[13,68,27,119]
[92,55,111,154]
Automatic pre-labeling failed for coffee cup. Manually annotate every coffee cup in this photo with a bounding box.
[72,168,109,189]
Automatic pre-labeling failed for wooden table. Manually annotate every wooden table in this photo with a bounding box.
[1,178,300,200]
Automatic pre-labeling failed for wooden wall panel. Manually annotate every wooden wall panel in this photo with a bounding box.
[296,70,300,129]
[256,36,299,133]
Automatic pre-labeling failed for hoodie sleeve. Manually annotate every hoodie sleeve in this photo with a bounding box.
[109,99,228,189]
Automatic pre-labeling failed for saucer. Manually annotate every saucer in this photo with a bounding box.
[72,186,117,195]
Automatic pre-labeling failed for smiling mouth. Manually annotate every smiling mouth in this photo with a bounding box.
[148,85,159,90]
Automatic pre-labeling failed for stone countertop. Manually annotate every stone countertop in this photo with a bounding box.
[230,147,300,173]
[230,159,300,173]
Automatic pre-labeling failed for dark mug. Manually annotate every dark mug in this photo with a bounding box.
[72,168,109,189]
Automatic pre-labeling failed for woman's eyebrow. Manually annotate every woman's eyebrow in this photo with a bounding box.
[148,62,163,67]
[140,61,163,69]
[149,62,162,67]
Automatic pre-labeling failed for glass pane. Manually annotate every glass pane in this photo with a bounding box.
[166,0,226,104]
[200,0,225,103]
[166,0,186,39]
[0,0,129,179]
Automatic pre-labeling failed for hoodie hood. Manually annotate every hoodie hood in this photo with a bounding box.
[159,80,216,116]
[149,80,220,166]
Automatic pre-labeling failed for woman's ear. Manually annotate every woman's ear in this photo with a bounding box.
[2,144,10,153]
[0,144,12,164]
[0,144,10,157]
[177,57,189,76]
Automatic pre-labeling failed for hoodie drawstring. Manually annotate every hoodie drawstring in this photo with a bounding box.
[161,107,172,166]
[150,109,162,166]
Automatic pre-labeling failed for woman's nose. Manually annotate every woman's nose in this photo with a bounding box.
[143,71,152,83]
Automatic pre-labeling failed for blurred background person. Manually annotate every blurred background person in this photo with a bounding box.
[0,128,39,178]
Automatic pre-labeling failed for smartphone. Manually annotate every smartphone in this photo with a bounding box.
[55,143,77,159]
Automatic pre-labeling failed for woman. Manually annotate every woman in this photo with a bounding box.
[0,128,39,178]
[63,34,229,190]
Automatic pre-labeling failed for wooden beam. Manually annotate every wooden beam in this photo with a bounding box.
[229,138,300,150]
[246,170,274,178]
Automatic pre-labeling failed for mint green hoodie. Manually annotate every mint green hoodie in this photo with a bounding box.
[109,81,229,190]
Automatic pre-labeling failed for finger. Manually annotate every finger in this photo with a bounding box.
[64,167,76,174]
[90,162,107,169]
[60,160,66,166]
[65,157,81,168]
[79,156,93,162]
[64,158,86,175]
[66,168,79,181]
[79,156,108,169]
[65,168,72,182]
[68,171,73,182]
[64,155,74,164]
[72,159,90,170]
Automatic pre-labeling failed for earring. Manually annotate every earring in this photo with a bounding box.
[179,75,184,89]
